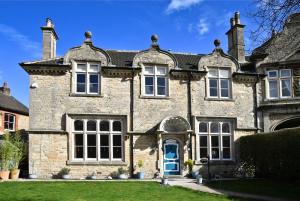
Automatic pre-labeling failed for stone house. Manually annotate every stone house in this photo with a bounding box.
[0,82,29,135]
[20,12,300,179]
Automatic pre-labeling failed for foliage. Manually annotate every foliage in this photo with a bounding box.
[117,167,128,175]
[137,160,144,169]
[184,159,194,174]
[240,127,300,180]
[110,171,118,178]
[59,167,71,176]
[0,133,15,171]
[9,131,27,170]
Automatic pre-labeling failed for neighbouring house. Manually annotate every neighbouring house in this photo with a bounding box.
[0,82,29,135]
[20,12,300,179]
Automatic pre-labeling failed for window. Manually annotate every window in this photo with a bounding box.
[4,113,15,131]
[73,119,123,161]
[198,121,232,160]
[75,62,100,94]
[143,66,168,96]
[267,69,292,99]
[208,68,231,98]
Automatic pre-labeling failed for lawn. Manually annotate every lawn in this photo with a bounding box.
[206,179,300,201]
[0,181,249,201]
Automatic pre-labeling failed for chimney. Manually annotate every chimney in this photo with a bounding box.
[0,82,11,96]
[41,18,58,60]
[226,12,245,62]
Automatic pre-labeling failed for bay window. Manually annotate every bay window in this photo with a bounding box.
[75,62,100,94]
[208,68,231,99]
[267,69,292,99]
[143,66,168,96]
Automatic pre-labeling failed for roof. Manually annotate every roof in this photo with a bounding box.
[0,93,29,115]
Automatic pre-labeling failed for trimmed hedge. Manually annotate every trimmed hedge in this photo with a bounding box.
[240,127,300,180]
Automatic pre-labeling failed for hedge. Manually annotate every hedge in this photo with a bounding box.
[240,127,300,180]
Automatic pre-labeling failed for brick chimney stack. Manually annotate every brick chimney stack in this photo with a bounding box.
[0,82,11,96]
[226,12,245,62]
[41,18,58,60]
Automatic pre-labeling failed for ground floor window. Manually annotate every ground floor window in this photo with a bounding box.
[197,121,232,160]
[72,119,123,161]
[4,113,15,131]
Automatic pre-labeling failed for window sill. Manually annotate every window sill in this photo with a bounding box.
[139,95,171,100]
[195,160,235,165]
[204,97,235,102]
[67,160,127,166]
[69,93,103,97]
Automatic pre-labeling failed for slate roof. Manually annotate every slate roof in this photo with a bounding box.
[0,93,29,115]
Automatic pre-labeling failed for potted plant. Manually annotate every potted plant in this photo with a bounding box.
[59,167,71,179]
[184,159,194,178]
[0,133,14,180]
[137,160,145,179]
[89,171,97,180]
[117,167,128,179]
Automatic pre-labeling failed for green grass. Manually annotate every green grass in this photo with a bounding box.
[206,179,300,201]
[0,181,249,201]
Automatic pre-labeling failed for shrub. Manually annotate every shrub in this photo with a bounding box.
[59,167,71,176]
[240,127,300,181]
[184,159,194,174]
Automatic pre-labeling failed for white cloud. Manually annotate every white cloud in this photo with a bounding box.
[196,19,209,35]
[0,24,41,58]
[166,0,202,14]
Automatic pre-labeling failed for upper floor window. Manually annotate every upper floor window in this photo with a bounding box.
[143,66,168,97]
[208,68,231,99]
[4,113,15,131]
[75,62,100,94]
[267,69,292,99]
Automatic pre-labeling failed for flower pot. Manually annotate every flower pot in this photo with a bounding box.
[0,170,10,180]
[62,174,70,179]
[138,172,145,179]
[196,175,203,184]
[28,174,37,179]
[161,178,168,185]
[90,175,97,180]
[118,174,128,179]
[10,169,20,180]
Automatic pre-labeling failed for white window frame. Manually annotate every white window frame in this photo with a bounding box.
[196,121,232,161]
[74,62,100,95]
[267,69,292,99]
[72,119,123,162]
[4,113,15,131]
[207,68,231,99]
[143,65,168,97]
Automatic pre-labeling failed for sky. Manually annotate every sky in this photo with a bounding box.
[0,0,257,106]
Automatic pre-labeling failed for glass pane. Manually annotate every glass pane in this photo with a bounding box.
[77,83,85,93]
[75,134,83,146]
[219,69,229,78]
[4,114,9,121]
[157,67,166,75]
[210,123,219,133]
[157,77,166,86]
[100,121,109,131]
[209,79,218,97]
[208,69,218,77]
[113,147,122,159]
[113,121,122,131]
[89,83,99,93]
[200,148,208,158]
[77,64,86,72]
[209,79,217,87]
[145,76,154,85]
[4,122,9,129]
[157,86,166,95]
[211,136,219,147]
[100,135,109,146]
[74,120,83,131]
[199,122,208,133]
[89,74,98,83]
[87,121,96,131]
[221,89,229,98]
[144,67,154,74]
[222,136,230,147]
[221,79,229,89]
[281,80,291,97]
[222,123,230,133]
[200,136,207,147]
[89,65,99,72]
[77,74,86,93]
[9,115,14,122]
[268,70,277,78]
[100,147,109,159]
[87,134,96,146]
[280,69,291,77]
[113,135,122,146]
[223,148,231,159]
[145,86,154,95]
[212,148,219,159]
[87,147,96,158]
[75,147,83,158]
[9,123,14,130]
[269,80,278,98]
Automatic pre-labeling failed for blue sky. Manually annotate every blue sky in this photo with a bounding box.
[0,0,256,106]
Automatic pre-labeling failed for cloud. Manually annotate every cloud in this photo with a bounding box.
[188,18,209,37]
[0,24,41,58]
[166,0,202,14]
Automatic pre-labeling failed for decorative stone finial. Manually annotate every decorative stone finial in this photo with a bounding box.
[151,34,158,43]
[214,39,221,47]
[84,31,92,43]
[46,18,53,28]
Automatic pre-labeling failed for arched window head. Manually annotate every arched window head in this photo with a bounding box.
[87,120,96,131]
[113,121,122,132]
[74,120,83,131]
[100,121,109,131]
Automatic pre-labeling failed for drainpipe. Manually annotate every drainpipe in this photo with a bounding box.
[187,72,193,159]
[130,69,134,176]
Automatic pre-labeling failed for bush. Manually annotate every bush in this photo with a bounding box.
[240,127,300,181]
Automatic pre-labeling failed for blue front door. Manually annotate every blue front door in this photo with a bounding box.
[163,140,180,175]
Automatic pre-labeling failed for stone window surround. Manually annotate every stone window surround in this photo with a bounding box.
[71,60,101,95]
[194,117,234,163]
[265,68,293,100]
[206,67,232,100]
[4,113,15,131]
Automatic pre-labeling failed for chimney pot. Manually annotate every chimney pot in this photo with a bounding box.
[235,11,240,24]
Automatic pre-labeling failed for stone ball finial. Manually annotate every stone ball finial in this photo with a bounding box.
[85,31,92,39]
[151,34,159,43]
[214,39,221,47]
